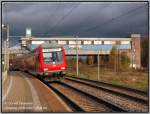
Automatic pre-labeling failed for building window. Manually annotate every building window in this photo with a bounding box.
[69,41,81,44]
[84,41,92,44]
[121,41,130,44]
[104,41,116,44]
[32,41,44,44]
[58,41,66,44]
[94,41,102,44]
[22,40,26,44]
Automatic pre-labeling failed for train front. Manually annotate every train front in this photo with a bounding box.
[40,46,67,80]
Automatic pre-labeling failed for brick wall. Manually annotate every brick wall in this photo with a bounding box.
[131,34,141,68]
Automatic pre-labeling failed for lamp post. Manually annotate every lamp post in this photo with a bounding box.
[2,24,9,82]
[76,35,79,77]
[2,24,9,42]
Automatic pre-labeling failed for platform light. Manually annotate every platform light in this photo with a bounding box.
[61,67,65,70]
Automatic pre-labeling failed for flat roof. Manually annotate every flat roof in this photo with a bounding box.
[21,37,131,41]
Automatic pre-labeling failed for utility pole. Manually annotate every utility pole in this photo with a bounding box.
[118,45,120,72]
[116,44,118,73]
[117,44,120,73]
[76,35,78,77]
[114,44,117,72]
[97,50,100,81]
[6,25,9,71]
[4,41,7,71]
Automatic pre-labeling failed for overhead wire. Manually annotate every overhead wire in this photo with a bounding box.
[56,3,111,36]
[75,3,112,35]
[56,3,112,36]
[79,4,148,34]
[46,3,80,35]
[43,3,62,36]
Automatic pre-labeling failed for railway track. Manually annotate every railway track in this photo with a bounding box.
[65,76,148,96]
[66,75,148,96]
[63,76,148,112]
[48,83,85,112]
[22,72,148,112]
[48,81,127,112]
[65,76,148,103]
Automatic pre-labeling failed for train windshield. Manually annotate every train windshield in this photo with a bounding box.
[42,48,62,64]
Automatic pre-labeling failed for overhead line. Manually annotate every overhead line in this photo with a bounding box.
[43,3,61,36]
[46,3,80,35]
[74,3,112,35]
[80,4,148,34]
[58,3,112,35]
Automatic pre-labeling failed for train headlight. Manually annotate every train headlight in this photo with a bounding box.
[61,67,65,70]
[44,68,48,71]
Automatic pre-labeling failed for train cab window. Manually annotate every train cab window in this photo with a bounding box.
[43,49,62,64]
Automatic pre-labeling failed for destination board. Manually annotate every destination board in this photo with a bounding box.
[42,48,61,52]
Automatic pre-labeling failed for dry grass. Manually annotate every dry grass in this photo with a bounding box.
[66,62,148,91]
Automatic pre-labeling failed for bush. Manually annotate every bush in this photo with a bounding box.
[109,46,117,69]
[121,52,130,70]
[109,46,130,71]
[86,56,94,65]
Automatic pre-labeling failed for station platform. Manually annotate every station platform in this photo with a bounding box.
[2,71,72,112]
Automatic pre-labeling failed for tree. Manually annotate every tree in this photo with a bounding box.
[79,57,83,63]
[141,37,148,68]
[86,56,94,65]
[109,46,131,71]
[120,52,130,69]
[109,46,117,70]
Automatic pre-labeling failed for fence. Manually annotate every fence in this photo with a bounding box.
[65,44,148,90]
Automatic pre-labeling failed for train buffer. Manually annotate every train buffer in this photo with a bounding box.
[2,71,72,112]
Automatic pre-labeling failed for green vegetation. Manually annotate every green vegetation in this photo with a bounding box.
[66,54,148,91]
[120,52,130,70]
[110,79,122,85]
[86,56,94,65]
[66,46,148,91]
[141,37,148,68]
[108,46,130,71]
[109,46,118,69]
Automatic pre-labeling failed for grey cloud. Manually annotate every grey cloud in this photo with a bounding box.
[2,2,148,46]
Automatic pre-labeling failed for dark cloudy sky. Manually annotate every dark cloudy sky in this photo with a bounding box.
[2,2,148,46]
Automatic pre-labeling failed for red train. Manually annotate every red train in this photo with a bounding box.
[10,43,67,80]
